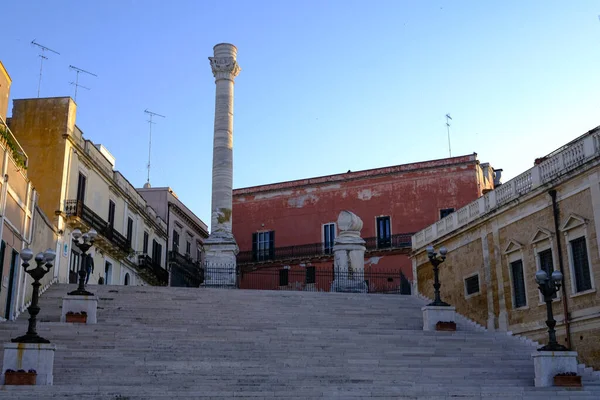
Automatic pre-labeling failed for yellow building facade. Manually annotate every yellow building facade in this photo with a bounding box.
[9,97,168,288]
[412,126,600,369]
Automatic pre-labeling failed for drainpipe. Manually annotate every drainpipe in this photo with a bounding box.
[549,189,572,349]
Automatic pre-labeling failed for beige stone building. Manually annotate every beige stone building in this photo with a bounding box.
[8,97,169,287]
[0,63,58,321]
[412,126,600,369]
[137,187,208,286]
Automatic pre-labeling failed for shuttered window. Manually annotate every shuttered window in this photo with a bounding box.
[252,231,275,261]
[510,260,527,308]
[571,237,592,293]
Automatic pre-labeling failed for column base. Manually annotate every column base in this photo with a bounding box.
[422,305,456,331]
[330,279,368,293]
[61,295,98,324]
[203,238,238,287]
[532,351,579,387]
[2,342,56,385]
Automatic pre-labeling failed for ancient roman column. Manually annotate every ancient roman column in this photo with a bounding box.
[203,43,240,286]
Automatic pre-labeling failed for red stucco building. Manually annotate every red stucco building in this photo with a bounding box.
[232,154,498,292]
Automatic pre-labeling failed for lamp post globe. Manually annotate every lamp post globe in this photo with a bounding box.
[535,270,548,284]
[551,270,563,283]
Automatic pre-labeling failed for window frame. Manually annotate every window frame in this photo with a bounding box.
[322,222,336,254]
[143,231,149,255]
[560,214,596,297]
[463,272,481,299]
[531,228,560,304]
[375,215,391,248]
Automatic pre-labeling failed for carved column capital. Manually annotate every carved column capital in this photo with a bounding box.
[209,56,241,81]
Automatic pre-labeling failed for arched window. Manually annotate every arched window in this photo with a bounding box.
[124,273,130,286]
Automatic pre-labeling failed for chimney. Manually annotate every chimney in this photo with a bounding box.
[493,169,503,187]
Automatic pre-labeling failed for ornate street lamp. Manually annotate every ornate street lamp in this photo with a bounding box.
[12,248,56,343]
[68,228,97,296]
[426,245,450,307]
[535,269,568,351]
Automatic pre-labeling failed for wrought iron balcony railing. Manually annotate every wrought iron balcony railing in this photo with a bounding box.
[138,254,168,285]
[65,200,132,254]
[168,251,203,287]
[237,233,413,265]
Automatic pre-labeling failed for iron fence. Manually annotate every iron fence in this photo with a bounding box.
[237,233,413,265]
[195,265,412,294]
[138,255,169,286]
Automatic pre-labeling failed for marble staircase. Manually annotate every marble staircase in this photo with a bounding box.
[0,284,599,399]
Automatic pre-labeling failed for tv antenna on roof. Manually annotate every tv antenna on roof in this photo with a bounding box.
[69,65,97,102]
[144,109,166,187]
[445,113,452,157]
[31,40,60,98]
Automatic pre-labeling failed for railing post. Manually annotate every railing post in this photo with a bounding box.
[531,165,541,189]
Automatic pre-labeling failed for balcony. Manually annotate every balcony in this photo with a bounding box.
[65,200,132,256]
[138,255,168,286]
[168,251,203,287]
[237,233,413,265]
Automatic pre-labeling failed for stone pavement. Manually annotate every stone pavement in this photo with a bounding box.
[0,284,599,399]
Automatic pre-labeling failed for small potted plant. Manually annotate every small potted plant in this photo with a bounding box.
[554,372,582,387]
[4,369,37,385]
[435,321,456,331]
[65,311,87,323]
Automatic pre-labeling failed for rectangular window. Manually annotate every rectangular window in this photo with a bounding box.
[464,274,480,296]
[571,237,592,293]
[173,230,180,253]
[306,266,316,284]
[77,173,86,203]
[143,232,149,254]
[252,231,275,261]
[186,241,191,256]
[152,239,162,266]
[126,217,133,244]
[538,249,556,299]
[197,246,202,262]
[440,208,455,219]
[376,216,391,248]
[323,223,335,254]
[104,261,113,285]
[279,269,289,286]
[510,260,527,308]
[108,200,116,228]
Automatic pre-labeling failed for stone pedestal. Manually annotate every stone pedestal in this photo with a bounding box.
[2,342,56,385]
[61,295,98,324]
[532,351,579,387]
[203,239,238,287]
[422,305,456,331]
[331,211,368,293]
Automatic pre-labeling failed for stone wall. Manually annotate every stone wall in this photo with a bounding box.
[414,159,600,370]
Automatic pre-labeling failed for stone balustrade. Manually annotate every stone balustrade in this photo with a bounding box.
[413,130,600,249]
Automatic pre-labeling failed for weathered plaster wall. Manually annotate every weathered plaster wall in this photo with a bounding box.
[9,97,74,220]
[0,62,11,121]
[233,155,487,259]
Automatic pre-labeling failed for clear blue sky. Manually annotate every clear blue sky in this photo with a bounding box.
[2,1,599,228]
